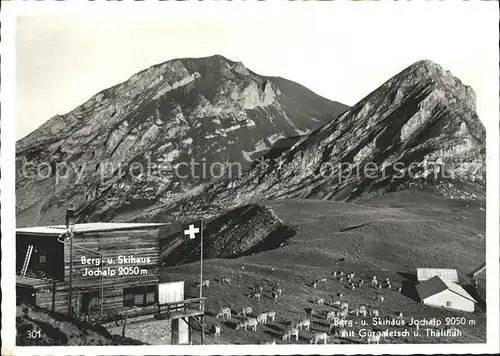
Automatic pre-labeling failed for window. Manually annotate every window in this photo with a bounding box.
[39,253,47,264]
[146,288,155,304]
[123,285,157,307]
[446,301,451,307]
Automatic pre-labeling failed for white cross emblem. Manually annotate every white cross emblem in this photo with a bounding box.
[184,224,199,240]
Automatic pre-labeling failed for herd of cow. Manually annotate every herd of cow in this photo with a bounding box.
[199,268,402,344]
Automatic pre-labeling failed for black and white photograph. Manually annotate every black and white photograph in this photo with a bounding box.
[1,0,499,355]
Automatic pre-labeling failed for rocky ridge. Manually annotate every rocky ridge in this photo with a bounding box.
[144,60,485,223]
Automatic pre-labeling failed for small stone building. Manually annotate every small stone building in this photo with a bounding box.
[416,275,476,312]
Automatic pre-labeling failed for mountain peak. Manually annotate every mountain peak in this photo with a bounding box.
[408,60,474,95]
[409,59,443,71]
[16,56,348,225]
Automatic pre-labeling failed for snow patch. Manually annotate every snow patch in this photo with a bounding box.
[282,111,309,136]
[295,128,311,136]
[267,133,286,146]
[152,72,201,100]
[215,129,227,137]
[161,149,180,162]
[225,124,241,133]
[242,140,269,162]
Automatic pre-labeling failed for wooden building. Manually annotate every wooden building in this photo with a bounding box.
[16,220,206,344]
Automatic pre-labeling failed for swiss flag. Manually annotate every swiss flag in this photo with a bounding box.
[181,220,202,242]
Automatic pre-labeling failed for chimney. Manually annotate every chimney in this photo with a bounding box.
[66,208,75,229]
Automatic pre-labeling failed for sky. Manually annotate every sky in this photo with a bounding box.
[15,1,499,139]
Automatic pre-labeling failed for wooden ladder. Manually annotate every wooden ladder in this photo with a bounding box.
[20,245,34,277]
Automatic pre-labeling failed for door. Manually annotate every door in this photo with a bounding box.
[81,291,100,321]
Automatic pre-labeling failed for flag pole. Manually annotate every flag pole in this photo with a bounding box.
[200,218,203,301]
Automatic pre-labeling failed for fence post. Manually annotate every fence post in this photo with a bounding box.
[122,311,128,337]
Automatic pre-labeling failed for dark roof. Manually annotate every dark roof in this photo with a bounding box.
[416,275,477,303]
[416,275,448,300]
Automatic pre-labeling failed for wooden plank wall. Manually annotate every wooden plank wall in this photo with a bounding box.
[35,281,69,313]
[61,228,161,315]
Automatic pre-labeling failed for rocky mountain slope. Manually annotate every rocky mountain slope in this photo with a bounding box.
[160,204,296,266]
[144,60,485,223]
[16,55,347,226]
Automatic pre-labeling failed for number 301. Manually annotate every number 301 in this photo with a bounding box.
[27,329,41,339]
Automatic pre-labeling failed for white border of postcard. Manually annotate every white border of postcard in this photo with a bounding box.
[1,1,499,355]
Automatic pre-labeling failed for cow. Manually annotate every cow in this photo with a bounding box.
[238,307,253,317]
[271,291,279,301]
[236,318,258,331]
[326,310,337,322]
[248,292,261,302]
[265,311,276,322]
[216,307,231,320]
[257,313,268,325]
[359,305,367,317]
[310,332,328,344]
[282,327,299,341]
[335,328,349,338]
[314,297,325,306]
[253,284,264,293]
[367,334,383,344]
[337,309,349,319]
[220,277,231,285]
[199,280,210,288]
[213,324,221,338]
[272,287,283,297]
[296,319,311,331]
